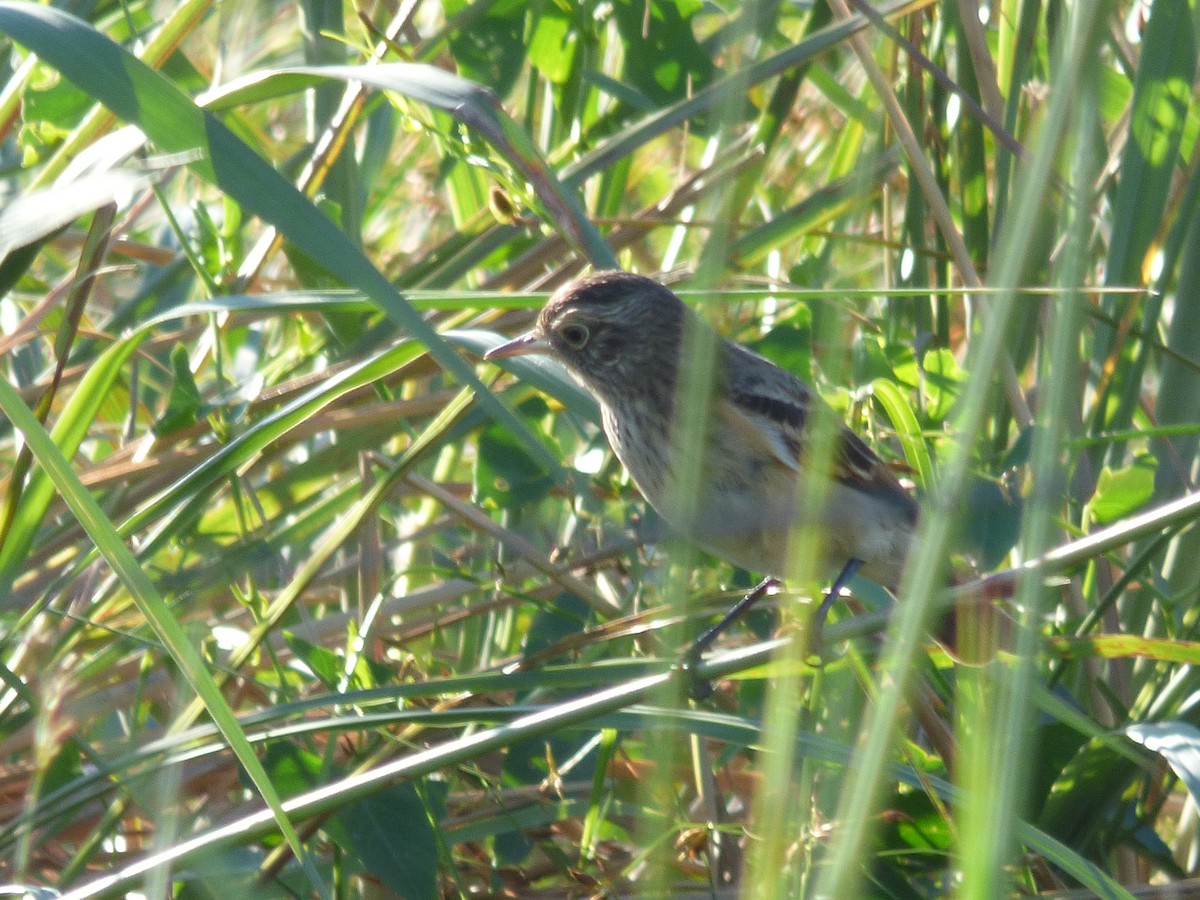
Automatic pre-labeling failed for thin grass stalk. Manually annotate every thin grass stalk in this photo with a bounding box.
[813,0,1111,889]
[0,376,328,897]
[959,48,1099,897]
[26,0,216,187]
[742,391,844,897]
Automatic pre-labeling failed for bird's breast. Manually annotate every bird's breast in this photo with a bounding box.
[600,401,672,501]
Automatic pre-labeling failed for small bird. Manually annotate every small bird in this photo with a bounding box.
[485,271,918,680]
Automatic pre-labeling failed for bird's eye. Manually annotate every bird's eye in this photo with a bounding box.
[559,322,590,349]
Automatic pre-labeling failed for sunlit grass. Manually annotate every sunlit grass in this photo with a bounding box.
[0,0,1198,897]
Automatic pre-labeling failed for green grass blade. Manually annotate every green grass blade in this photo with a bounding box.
[0,3,564,483]
[0,375,327,897]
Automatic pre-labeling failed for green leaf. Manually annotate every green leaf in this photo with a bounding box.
[443,0,526,98]
[963,475,1022,570]
[749,318,813,383]
[877,789,953,852]
[0,4,568,483]
[284,634,345,691]
[1088,455,1157,525]
[919,347,967,422]
[153,343,204,436]
[22,61,92,128]
[261,741,325,797]
[0,334,141,585]
[871,377,934,491]
[332,781,447,899]
[1106,0,1196,287]
[40,741,84,795]
[610,0,716,110]
[1128,720,1200,805]
[529,6,579,84]
[522,591,594,659]
[0,373,321,892]
[0,167,152,257]
[124,340,429,556]
[475,400,557,508]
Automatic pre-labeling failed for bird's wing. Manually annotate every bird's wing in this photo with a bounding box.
[721,388,806,474]
[722,346,916,516]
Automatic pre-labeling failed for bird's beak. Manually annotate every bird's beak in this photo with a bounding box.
[484,331,549,360]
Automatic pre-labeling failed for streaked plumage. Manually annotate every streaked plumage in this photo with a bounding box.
[485,270,917,591]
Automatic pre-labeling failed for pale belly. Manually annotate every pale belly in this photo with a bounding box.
[678,477,912,589]
[600,399,914,589]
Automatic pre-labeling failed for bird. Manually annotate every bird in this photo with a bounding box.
[484,270,918,690]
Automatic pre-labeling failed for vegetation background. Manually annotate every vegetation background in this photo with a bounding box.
[0,0,1198,896]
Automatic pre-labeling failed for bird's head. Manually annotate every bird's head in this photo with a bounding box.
[485,271,687,405]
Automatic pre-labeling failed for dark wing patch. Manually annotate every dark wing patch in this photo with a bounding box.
[837,428,919,521]
[839,428,881,480]
[731,390,808,432]
[730,382,917,522]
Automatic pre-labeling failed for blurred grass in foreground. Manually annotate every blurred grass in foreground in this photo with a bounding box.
[0,0,1198,897]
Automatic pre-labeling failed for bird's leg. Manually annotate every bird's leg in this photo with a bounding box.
[806,557,863,661]
[681,576,780,700]
[682,559,866,698]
